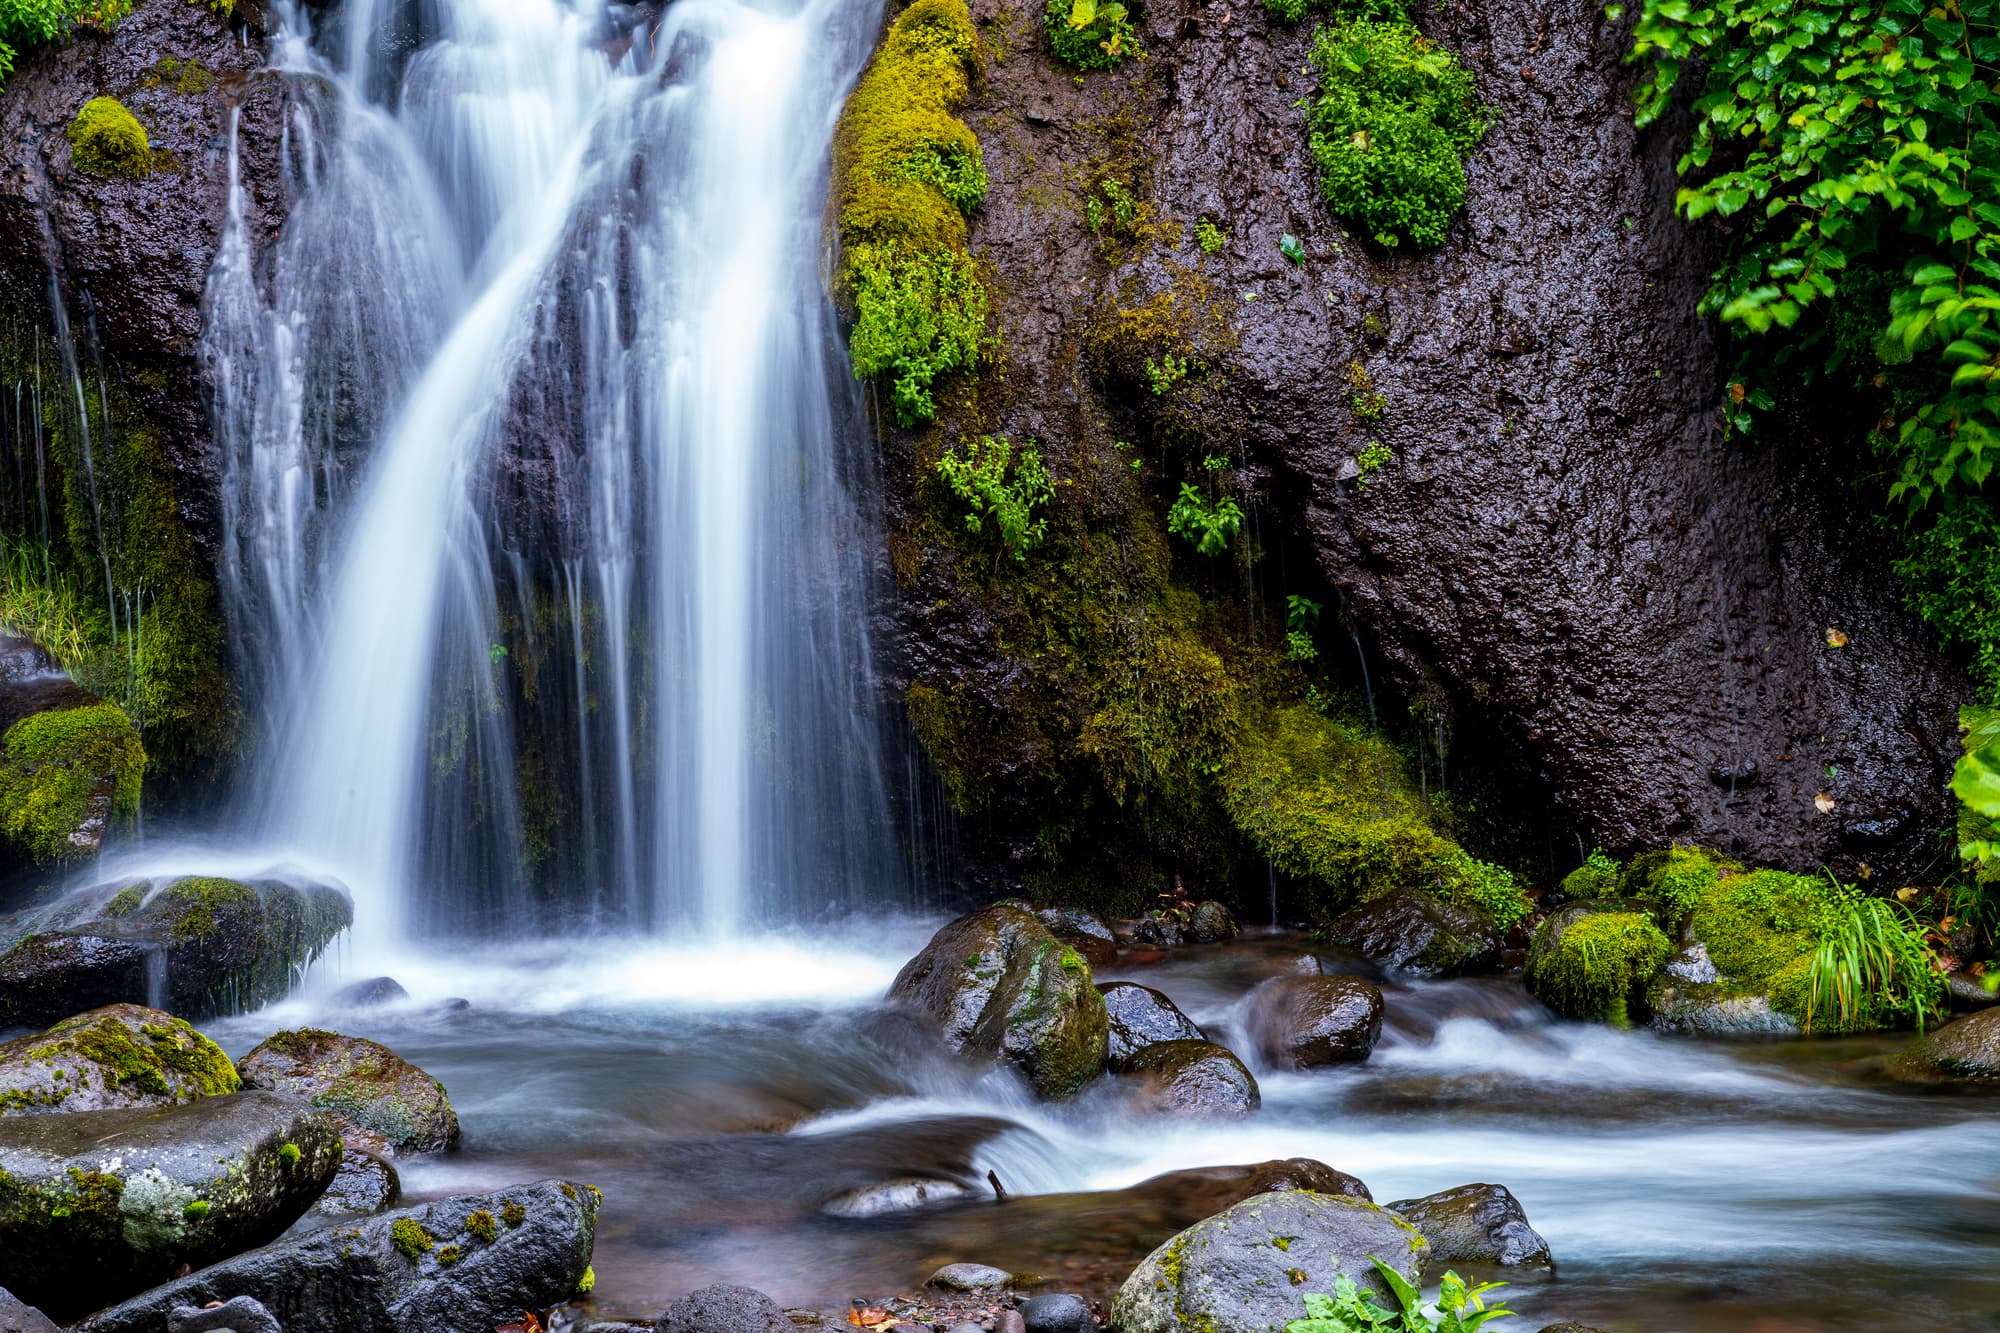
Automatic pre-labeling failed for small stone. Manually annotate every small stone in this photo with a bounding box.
[1186,902,1237,943]
[1019,1293,1091,1333]
[945,1325,986,1333]
[329,976,409,1010]
[1386,1182,1551,1269]
[927,1263,1011,1293]
[657,1285,792,1333]
[168,1296,282,1333]
[994,1313,1026,1333]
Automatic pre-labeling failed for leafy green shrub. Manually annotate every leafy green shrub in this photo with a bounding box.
[1286,594,1321,662]
[935,435,1055,563]
[0,0,133,86]
[832,0,990,425]
[66,95,151,177]
[1304,17,1487,248]
[1288,1260,1510,1333]
[1896,504,2000,702]
[1044,0,1137,71]
[1167,482,1244,556]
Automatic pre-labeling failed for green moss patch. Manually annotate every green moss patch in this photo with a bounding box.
[391,1217,433,1261]
[832,0,990,425]
[0,702,144,866]
[66,97,152,177]
[1525,909,1673,1026]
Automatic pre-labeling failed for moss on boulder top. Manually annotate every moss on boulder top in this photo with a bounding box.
[238,1029,461,1154]
[0,699,144,869]
[65,96,152,177]
[0,1003,238,1116]
[888,904,1109,1099]
[1523,904,1673,1027]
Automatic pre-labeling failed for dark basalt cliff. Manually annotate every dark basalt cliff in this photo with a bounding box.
[875,0,1967,884]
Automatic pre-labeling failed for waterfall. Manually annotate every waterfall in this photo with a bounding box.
[202,0,908,945]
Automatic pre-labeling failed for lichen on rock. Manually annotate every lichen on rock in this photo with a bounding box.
[237,1028,461,1154]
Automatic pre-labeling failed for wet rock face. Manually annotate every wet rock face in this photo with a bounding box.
[0,1003,239,1116]
[889,905,1109,1099]
[904,0,1965,882]
[1114,1190,1428,1333]
[1387,1182,1552,1270]
[1120,1038,1259,1118]
[1099,981,1203,1066]
[78,1178,599,1333]
[0,1286,61,1333]
[1330,887,1499,977]
[0,878,353,1026]
[1893,1008,2000,1083]
[238,1028,462,1154]
[1244,974,1385,1068]
[0,1091,342,1319]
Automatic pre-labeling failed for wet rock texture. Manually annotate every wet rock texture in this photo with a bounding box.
[1387,1182,1552,1269]
[1099,981,1203,1066]
[1329,887,1499,977]
[1120,1038,1260,1117]
[237,1028,461,1154]
[0,1003,239,1116]
[1894,1008,2000,1083]
[78,1178,598,1333]
[0,1091,342,1319]
[1244,974,1384,1068]
[1114,1190,1428,1333]
[0,0,286,483]
[880,0,1966,881]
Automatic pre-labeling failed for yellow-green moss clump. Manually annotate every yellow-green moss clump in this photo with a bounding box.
[391,1217,433,1261]
[66,97,151,177]
[0,702,144,866]
[1524,909,1673,1027]
[1621,845,1740,922]
[1221,703,1530,928]
[831,0,989,425]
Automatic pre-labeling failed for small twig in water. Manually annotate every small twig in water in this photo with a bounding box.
[987,1170,1008,1201]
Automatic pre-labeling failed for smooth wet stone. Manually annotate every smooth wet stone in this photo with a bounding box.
[820,1176,972,1217]
[889,906,1108,1100]
[656,1284,792,1333]
[330,976,410,1010]
[1113,1190,1428,1333]
[79,1178,597,1333]
[1892,1007,2000,1083]
[1329,887,1498,977]
[0,1091,342,1319]
[0,1003,239,1116]
[0,878,353,1026]
[928,1263,1012,1292]
[1121,1039,1260,1118]
[0,1287,59,1333]
[238,1028,460,1153]
[167,1297,282,1333]
[1132,1158,1372,1209]
[1099,982,1203,1067]
[1019,1293,1091,1333]
[1244,974,1385,1068]
[1947,972,1998,1011]
[299,1138,401,1226]
[1035,906,1119,967]
[1386,1183,1552,1269]
[1186,901,1237,943]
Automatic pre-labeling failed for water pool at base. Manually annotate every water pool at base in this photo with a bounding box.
[204,926,2000,1333]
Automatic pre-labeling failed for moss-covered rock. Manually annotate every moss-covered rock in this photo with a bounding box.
[1113,1190,1428,1333]
[0,877,352,1026]
[65,97,151,177]
[1619,846,1741,923]
[0,1003,238,1117]
[238,1029,460,1154]
[1522,903,1672,1027]
[888,904,1109,1098]
[0,1091,340,1319]
[1328,884,1499,977]
[0,698,144,869]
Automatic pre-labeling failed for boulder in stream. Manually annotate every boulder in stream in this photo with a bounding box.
[1244,974,1385,1068]
[1386,1183,1551,1269]
[0,1003,239,1115]
[889,905,1109,1099]
[656,1283,794,1333]
[1329,887,1499,977]
[1100,981,1204,1067]
[1121,1039,1260,1118]
[0,1091,342,1319]
[77,1178,599,1333]
[0,1287,59,1333]
[1892,1008,2000,1083]
[1113,1190,1428,1333]
[1522,902,1672,1027]
[238,1028,461,1154]
[0,877,353,1026]
[1186,901,1238,944]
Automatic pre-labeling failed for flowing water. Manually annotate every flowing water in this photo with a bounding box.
[204,932,2000,1331]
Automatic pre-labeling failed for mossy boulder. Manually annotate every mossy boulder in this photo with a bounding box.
[65,97,152,177]
[1120,1039,1261,1118]
[1243,974,1384,1068]
[1522,903,1672,1026]
[0,1091,341,1319]
[1328,885,1500,977]
[75,1179,598,1333]
[0,877,352,1026]
[238,1029,461,1154]
[1619,846,1741,922]
[888,904,1109,1098]
[1113,1190,1429,1333]
[0,686,144,872]
[0,1004,238,1116]
[1891,1008,2000,1083]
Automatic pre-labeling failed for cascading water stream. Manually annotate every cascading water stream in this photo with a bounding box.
[193,0,908,945]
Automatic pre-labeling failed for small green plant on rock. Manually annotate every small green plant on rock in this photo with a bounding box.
[1145,353,1190,396]
[1045,0,1138,71]
[1804,883,1944,1033]
[1354,440,1392,491]
[1288,1259,1511,1332]
[66,96,152,177]
[1347,361,1386,421]
[1195,217,1227,254]
[1167,455,1244,557]
[1285,595,1322,663]
[935,435,1055,564]
[1085,175,1141,238]
[1304,17,1488,249]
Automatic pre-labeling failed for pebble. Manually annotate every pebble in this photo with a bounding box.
[927,1264,1012,1293]
[994,1312,1027,1333]
[1019,1294,1092,1333]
